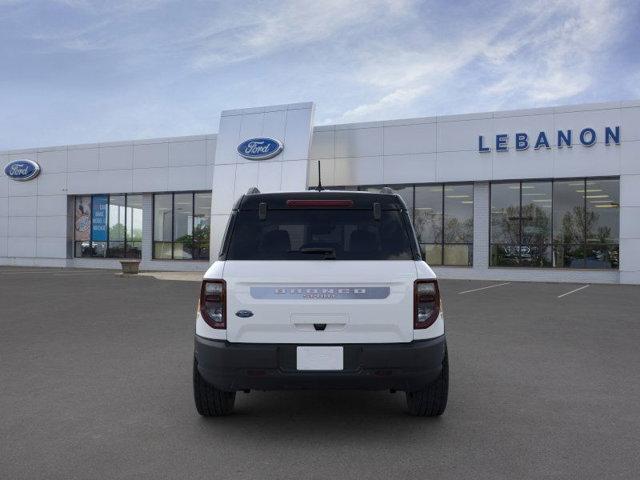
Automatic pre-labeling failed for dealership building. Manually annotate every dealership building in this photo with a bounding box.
[1,100,639,284]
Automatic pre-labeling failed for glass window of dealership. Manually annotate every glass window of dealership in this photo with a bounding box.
[338,178,618,270]
[74,194,143,258]
[153,191,211,260]
[74,191,212,261]
[490,178,619,269]
[73,177,619,271]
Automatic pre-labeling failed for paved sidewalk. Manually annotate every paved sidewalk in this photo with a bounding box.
[138,271,203,282]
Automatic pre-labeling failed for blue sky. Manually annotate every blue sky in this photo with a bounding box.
[1,0,639,150]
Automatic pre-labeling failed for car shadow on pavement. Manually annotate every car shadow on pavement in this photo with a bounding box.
[194,390,448,438]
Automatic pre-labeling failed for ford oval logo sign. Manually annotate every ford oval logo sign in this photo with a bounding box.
[4,159,41,182]
[237,137,283,160]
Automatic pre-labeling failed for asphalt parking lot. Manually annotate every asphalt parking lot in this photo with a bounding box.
[1,267,639,479]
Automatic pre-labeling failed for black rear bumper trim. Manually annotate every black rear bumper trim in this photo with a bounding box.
[194,335,446,392]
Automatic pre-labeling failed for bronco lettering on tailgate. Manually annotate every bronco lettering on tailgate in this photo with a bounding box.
[250,287,390,300]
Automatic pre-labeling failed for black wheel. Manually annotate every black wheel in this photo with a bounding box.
[193,358,236,416]
[405,345,449,417]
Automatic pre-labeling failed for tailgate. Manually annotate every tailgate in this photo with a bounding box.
[223,260,417,344]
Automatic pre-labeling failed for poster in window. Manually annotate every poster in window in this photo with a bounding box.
[75,196,91,241]
[92,195,108,242]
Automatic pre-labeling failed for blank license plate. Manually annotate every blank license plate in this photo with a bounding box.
[296,346,344,371]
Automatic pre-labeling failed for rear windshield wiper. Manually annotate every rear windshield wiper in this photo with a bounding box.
[298,247,336,259]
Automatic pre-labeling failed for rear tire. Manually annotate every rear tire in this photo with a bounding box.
[193,358,236,416]
[405,345,448,417]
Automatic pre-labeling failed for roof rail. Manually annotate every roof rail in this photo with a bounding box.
[380,186,395,195]
[246,187,261,195]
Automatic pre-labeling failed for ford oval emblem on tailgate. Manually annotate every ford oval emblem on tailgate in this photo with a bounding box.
[236,310,254,318]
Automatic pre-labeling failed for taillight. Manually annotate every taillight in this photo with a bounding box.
[414,280,440,329]
[200,280,226,329]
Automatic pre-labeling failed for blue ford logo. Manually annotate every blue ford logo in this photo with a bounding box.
[237,137,283,160]
[4,159,41,181]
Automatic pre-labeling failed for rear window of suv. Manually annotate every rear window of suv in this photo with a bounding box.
[225,209,415,260]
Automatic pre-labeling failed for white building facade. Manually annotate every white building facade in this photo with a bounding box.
[1,100,639,284]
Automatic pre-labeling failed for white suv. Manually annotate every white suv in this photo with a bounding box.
[193,189,448,416]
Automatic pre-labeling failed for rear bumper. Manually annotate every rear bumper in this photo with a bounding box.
[194,335,446,392]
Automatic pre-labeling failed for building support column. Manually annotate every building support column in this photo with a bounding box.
[619,174,640,284]
[141,193,153,263]
[473,181,490,271]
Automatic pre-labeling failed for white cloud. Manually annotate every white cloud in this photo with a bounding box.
[0,0,634,149]
[190,0,415,69]
[51,0,172,13]
[334,0,626,122]
[337,35,493,121]
[481,0,622,105]
[339,85,429,121]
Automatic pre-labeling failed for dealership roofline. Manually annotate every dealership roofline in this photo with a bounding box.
[2,98,639,155]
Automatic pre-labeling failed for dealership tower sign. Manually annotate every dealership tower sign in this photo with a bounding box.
[478,126,620,152]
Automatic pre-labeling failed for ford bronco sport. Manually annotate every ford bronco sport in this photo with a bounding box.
[193,188,448,416]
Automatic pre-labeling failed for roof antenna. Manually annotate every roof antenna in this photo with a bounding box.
[315,160,324,191]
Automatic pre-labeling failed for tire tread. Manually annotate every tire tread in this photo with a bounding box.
[405,346,449,417]
[193,359,236,416]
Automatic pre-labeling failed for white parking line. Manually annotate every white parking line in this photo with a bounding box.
[458,282,511,295]
[557,284,590,298]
